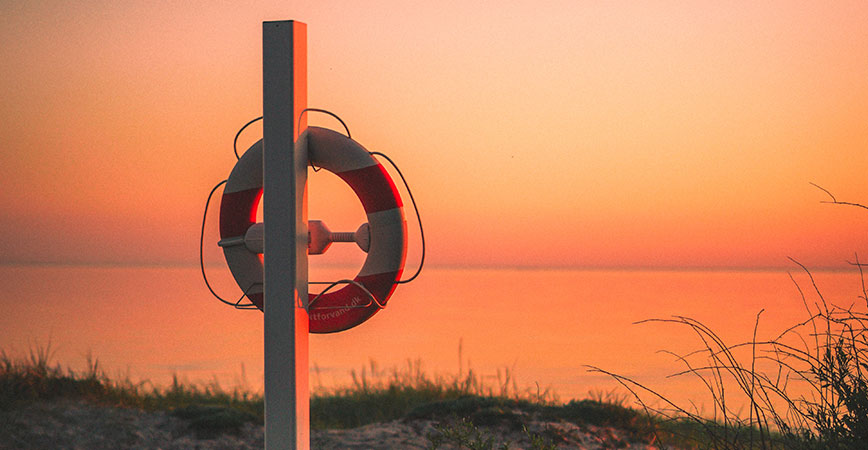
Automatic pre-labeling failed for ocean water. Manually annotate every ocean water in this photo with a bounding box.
[1,264,863,410]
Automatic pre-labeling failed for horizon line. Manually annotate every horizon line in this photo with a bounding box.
[0,259,859,273]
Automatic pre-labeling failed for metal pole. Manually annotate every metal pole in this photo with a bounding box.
[262,20,308,449]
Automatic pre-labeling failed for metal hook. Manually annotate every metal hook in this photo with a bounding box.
[297,108,352,173]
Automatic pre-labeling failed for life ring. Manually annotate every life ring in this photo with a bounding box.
[218,126,407,333]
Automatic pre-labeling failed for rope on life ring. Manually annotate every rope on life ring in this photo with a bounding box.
[217,126,407,333]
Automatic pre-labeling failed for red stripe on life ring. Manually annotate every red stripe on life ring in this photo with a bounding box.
[219,188,261,238]
[307,270,402,333]
[337,163,403,214]
[241,271,401,333]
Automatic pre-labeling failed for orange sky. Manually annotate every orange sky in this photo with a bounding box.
[1,1,866,269]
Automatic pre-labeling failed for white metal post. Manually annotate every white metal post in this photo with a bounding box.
[262,20,309,449]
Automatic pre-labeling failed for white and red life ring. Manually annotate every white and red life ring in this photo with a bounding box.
[218,126,407,333]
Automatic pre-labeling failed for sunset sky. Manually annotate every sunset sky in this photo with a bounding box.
[1,1,866,270]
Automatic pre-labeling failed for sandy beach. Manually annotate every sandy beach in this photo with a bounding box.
[0,399,661,449]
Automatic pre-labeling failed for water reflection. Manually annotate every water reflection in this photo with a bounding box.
[0,264,861,411]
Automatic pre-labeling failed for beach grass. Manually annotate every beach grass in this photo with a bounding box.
[0,344,693,445]
[1,342,762,448]
[0,342,263,436]
[589,258,868,449]
[309,358,557,430]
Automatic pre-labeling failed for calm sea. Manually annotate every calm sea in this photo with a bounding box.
[1,264,863,410]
